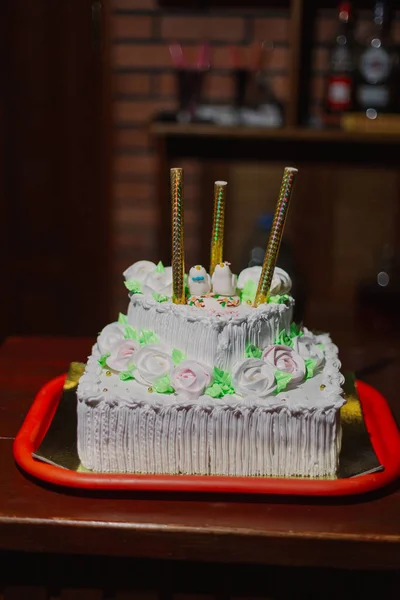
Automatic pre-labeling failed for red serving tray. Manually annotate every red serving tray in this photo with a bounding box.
[13,374,400,496]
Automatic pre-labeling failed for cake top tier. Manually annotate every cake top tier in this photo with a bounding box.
[123,260,292,316]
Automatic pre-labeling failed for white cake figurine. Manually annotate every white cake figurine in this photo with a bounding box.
[188,265,211,296]
[211,262,237,296]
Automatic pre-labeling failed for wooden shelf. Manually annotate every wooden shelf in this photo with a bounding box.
[150,122,400,145]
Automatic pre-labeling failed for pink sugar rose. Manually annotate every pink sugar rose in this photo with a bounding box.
[171,360,212,400]
[262,344,305,385]
[106,339,140,372]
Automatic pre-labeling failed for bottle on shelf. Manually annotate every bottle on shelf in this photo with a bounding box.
[324,2,355,117]
[354,1,398,115]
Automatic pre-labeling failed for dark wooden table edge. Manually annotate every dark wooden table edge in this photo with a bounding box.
[0,519,399,570]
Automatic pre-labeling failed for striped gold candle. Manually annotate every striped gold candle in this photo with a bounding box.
[254,167,298,307]
[171,167,186,304]
[210,180,227,275]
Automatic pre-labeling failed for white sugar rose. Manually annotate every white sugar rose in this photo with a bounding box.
[270,267,292,295]
[171,360,213,400]
[292,335,325,370]
[123,260,156,283]
[262,344,305,385]
[97,322,125,355]
[233,358,276,398]
[237,266,261,289]
[142,268,173,298]
[107,338,140,372]
[237,265,291,295]
[133,344,174,385]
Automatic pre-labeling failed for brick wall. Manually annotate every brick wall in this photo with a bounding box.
[110,2,400,322]
[110,0,290,313]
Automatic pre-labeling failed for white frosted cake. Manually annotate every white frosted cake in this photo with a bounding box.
[77,261,345,478]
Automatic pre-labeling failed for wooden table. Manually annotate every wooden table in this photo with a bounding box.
[1,336,400,598]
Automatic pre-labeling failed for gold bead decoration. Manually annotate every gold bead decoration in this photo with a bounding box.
[148,387,153,393]
[106,370,112,377]
[320,384,326,390]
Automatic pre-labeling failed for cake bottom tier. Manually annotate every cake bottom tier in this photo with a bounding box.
[78,401,342,478]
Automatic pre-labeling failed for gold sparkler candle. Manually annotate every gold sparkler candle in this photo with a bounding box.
[210,180,227,275]
[171,167,186,304]
[254,167,298,307]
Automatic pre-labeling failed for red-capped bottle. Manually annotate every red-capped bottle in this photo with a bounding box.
[324,2,355,114]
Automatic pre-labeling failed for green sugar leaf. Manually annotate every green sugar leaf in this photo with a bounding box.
[118,313,128,325]
[240,279,257,304]
[212,367,235,395]
[305,358,317,379]
[275,329,293,347]
[153,374,174,394]
[155,261,165,273]
[119,370,135,381]
[152,292,169,303]
[204,383,223,398]
[274,370,292,393]
[98,353,110,368]
[172,348,185,365]
[124,279,142,294]
[268,294,290,305]
[124,324,139,341]
[245,343,262,359]
[139,329,159,345]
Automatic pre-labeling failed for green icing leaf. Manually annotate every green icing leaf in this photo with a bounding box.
[211,367,235,395]
[317,343,324,351]
[268,293,290,304]
[139,329,159,345]
[155,261,165,273]
[274,370,292,393]
[290,322,303,337]
[152,292,169,303]
[275,329,293,347]
[240,279,257,304]
[153,374,174,394]
[172,348,185,365]
[124,324,139,341]
[98,353,110,368]
[204,383,223,398]
[124,279,142,294]
[305,358,317,379]
[245,343,262,359]
[119,370,135,381]
[118,313,128,325]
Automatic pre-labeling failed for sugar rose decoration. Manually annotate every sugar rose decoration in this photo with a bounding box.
[133,344,174,385]
[142,267,173,298]
[123,260,156,283]
[233,358,276,397]
[292,335,324,370]
[97,322,124,355]
[262,344,305,385]
[107,339,140,372]
[171,360,212,400]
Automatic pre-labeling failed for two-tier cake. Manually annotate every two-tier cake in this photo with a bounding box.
[77,167,345,478]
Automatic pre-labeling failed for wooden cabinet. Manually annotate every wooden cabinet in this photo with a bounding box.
[1,0,113,336]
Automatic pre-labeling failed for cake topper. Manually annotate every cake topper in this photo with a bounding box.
[211,262,237,296]
[210,181,227,276]
[188,265,211,296]
[254,167,297,307]
[171,167,186,304]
